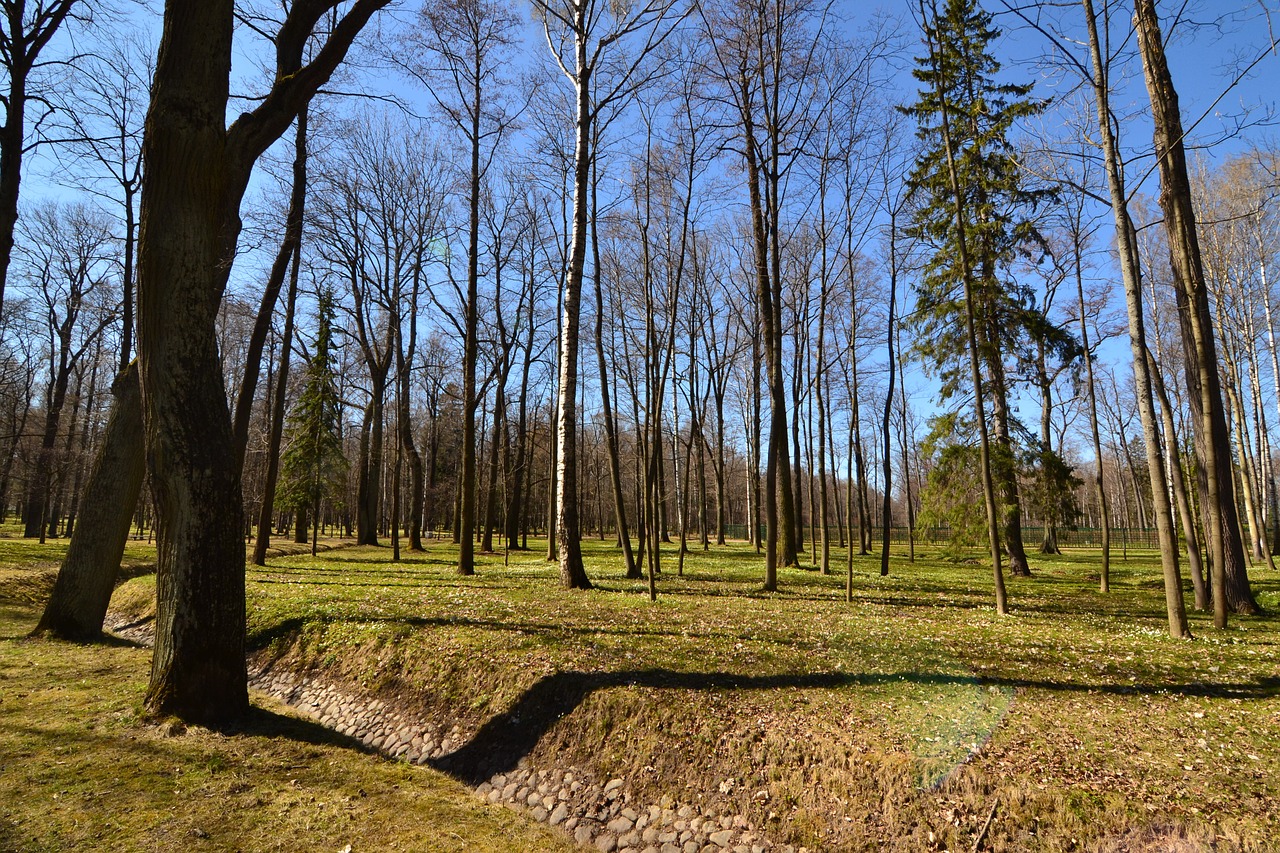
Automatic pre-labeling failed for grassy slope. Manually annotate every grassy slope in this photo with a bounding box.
[0,535,573,853]
[4,533,1279,851]
[233,540,1278,852]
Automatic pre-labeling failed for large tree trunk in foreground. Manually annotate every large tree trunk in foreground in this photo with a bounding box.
[138,0,389,725]
[137,2,248,725]
[34,364,146,641]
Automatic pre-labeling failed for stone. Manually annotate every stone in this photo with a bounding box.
[575,826,595,846]
[532,806,548,822]
[620,831,640,848]
[642,827,660,844]
[526,792,542,808]
[709,830,734,848]
[549,803,569,826]
[607,816,634,834]
[595,833,619,852]
[604,778,624,793]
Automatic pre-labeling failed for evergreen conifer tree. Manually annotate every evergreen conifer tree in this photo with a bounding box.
[903,0,1068,577]
[278,288,348,555]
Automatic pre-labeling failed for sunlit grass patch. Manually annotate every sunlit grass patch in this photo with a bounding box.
[5,533,1279,850]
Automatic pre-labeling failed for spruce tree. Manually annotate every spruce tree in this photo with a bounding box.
[903,0,1066,578]
[277,288,348,556]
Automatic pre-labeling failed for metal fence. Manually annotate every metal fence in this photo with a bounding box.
[719,524,1160,550]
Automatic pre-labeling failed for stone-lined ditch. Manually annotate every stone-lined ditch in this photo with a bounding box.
[109,618,801,853]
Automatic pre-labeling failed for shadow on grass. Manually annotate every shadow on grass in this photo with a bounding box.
[428,667,1280,785]
[248,613,753,650]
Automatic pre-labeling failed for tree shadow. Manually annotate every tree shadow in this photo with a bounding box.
[426,667,1280,785]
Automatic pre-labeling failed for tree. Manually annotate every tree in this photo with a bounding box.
[904,0,1061,585]
[277,288,347,556]
[0,0,84,314]
[16,201,116,540]
[250,108,309,566]
[136,0,390,725]
[46,32,150,373]
[1076,0,1190,637]
[33,360,141,640]
[529,0,686,589]
[700,0,834,586]
[403,0,522,575]
[1133,0,1260,622]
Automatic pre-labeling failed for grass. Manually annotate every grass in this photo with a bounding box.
[4,530,1280,851]
[0,532,573,853]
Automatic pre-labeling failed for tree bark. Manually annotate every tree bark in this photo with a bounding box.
[139,0,390,724]
[1081,0,1189,636]
[34,363,145,640]
[552,24,592,590]
[252,109,307,567]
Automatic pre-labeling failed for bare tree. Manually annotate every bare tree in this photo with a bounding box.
[136,0,391,724]
[529,0,686,589]
[0,0,86,313]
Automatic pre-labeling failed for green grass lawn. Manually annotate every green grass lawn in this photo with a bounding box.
[4,532,1279,851]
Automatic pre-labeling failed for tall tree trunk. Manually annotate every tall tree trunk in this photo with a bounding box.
[1082,0,1190,636]
[552,34,592,589]
[1075,245,1111,591]
[880,208,898,578]
[34,364,146,640]
[592,163,637,577]
[923,5,1006,613]
[1148,351,1209,610]
[1134,0,1259,620]
[252,110,307,567]
[137,1,247,723]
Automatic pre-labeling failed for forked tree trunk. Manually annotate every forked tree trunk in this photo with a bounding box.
[138,0,388,724]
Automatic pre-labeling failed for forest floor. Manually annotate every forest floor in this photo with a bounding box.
[2,533,1279,851]
[0,533,573,853]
